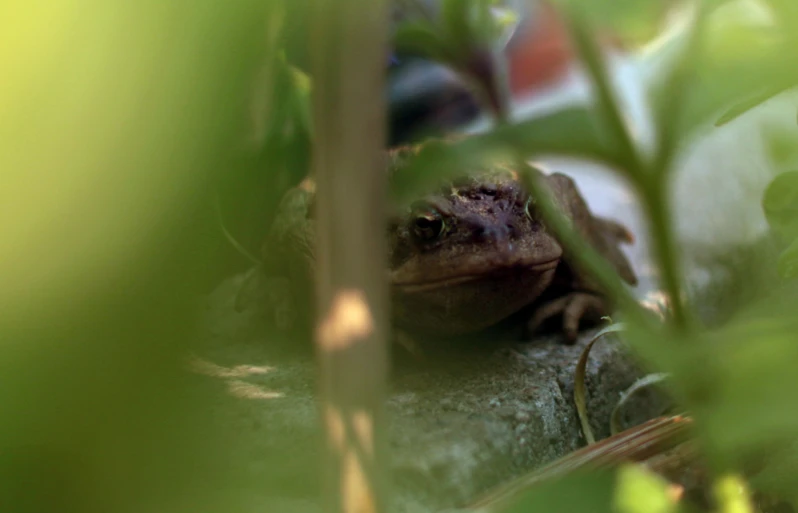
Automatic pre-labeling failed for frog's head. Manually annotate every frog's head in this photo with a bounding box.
[388,163,563,294]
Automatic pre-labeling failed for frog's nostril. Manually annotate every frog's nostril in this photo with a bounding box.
[476,224,513,245]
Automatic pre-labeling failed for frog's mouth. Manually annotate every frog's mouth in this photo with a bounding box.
[392,258,559,294]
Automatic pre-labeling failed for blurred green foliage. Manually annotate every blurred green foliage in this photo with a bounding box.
[5,0,798,512]
[1,1,283,511]
[389,0,798,511]
[613,464,680,513]
[211,0,313,287]
[762,171,798,278]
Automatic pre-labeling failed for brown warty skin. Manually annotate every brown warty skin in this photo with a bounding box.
[239,142,637,346]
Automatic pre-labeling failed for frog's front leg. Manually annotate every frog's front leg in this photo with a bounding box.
[526,292,609,344]
[527,172,636,343]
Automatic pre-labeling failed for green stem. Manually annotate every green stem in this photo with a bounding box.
[399,0,436,22]
[481,11,651,327]
[490,46,513,125]
[645,4,708,331]
[641,178,688,329]
[562,3,708,332]
[651,1,707,175]
[562,4,644,177]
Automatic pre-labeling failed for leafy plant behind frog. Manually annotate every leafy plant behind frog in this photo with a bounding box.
[388,0,798,510]
[215,0,798,510]
[762,170,798,280]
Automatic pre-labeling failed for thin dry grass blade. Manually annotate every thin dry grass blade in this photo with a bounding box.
[464,415,694,512]
[610,372,671,436]
[574,323,628,444]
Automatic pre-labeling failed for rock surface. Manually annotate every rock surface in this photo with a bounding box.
[193,273,669,513]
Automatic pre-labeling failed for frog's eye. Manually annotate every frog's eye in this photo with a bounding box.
[524,196,536,221]
[412,210,445,241]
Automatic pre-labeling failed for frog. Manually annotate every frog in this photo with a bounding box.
[235,143,637,347]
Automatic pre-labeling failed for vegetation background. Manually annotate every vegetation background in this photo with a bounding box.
[3,0,798,512]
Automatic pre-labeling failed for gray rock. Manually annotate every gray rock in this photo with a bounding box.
[193,273,670,513]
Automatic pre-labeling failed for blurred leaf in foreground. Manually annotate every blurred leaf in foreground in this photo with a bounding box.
[560,0,675,46]
[624,288,798,491]
[499,470,616,513]
[713,474,754,513]
[762,170,798,245]
[388,107,623,205]
[647,0,795,140]
[762,170,798,279]
[0,1,271,511]
[614,463,680,513]
[775,238,798,279]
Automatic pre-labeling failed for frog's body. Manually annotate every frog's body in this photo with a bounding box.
[239,144,637,345]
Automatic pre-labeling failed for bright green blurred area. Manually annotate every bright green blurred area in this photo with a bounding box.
[0,2,275,511]
[614,464,680,513]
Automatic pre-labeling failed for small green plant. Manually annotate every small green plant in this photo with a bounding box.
[387,0,798,511]
[762,170,798,279]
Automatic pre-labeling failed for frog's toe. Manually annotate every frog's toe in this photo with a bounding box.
[527,293,607,344]
[597,217,635,244]
[527,296,571,339]
[561,293,606,343]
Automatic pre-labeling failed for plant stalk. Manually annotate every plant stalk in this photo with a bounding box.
[480,12,651,328]
[640,178,688,330]
[309,0,391,511]
[562,4,645,178]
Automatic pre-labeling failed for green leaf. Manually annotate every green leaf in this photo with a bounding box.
[715,83,796,127]
[646,1,709,181]
[763,125,798,169]
[474,0,495,42]
[561,4,643,175]
[289,63,311,95]
[762,0,798,29]
[261,53,297,143]
[613,464,679,513]
[495,470,616,513]
[490,5,519,40]
[441,0,472,55]
[649,2,793,140]
[472,0,506,45]
[677,51,796,141]
[713,474,754,513]
[763,171,798,244]
[388,107,623,205]
[747,440,798,506]
[289,64,313,137]
[392,21,455,64]
[626,293,798,475]
[777,237,798,279]
[557,0,676,46]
